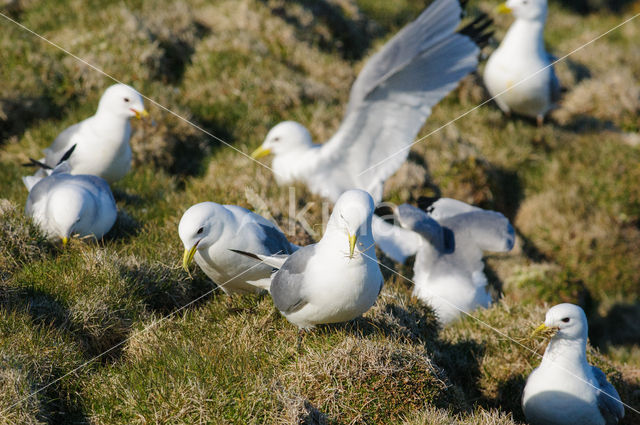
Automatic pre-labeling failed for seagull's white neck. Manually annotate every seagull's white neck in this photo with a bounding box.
[541,336,588,372]
[93,109,132,136]
[272,144,321,185]
[501,19,546,58]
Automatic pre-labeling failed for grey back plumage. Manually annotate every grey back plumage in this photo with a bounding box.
[270,245,316,314]
[591,366,625,424]
[258,223,295,256]
[26,170,112,216]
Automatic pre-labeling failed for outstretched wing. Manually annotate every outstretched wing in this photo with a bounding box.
[422,197,481,220]
[591,366,625,425]
[345,0,472,116]
[440,210,515,253]
[319,0,484,202]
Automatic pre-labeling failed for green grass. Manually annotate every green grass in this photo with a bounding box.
[1,0,639,423]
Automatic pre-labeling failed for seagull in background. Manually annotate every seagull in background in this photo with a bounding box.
[483,0,561,125]
[25,83,148,183]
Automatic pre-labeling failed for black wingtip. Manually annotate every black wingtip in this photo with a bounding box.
[21,158,53,170]
[416,196,439,212]
[458,12,494,49]
[229,248,261,261]
[57,144,77,165]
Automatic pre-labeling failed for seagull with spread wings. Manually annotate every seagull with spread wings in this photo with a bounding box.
[250,0,491,203]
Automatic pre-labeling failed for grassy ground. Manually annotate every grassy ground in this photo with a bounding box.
[1,0,639,423]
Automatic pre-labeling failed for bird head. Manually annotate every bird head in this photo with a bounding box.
[251,121,313,159]
[328,189,375,259]
[97,83,148,120]
[178,202,226,271]
[532,303,588,342]
[498,0,547,22]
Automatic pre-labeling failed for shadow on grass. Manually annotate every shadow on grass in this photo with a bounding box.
[300,400,331,425]
[262,0,373,60]
[590,300,640,349]
[149,21,211,84]
[556,0,635,14]
[0,95,66,145]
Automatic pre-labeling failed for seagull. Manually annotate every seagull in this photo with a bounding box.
[26,83,148,183]
[179,202,297,295]
[232,189,383,329]
[523,303,625,425]
[250,0,491,203]
[483,0,561,125]
[24,163,117,245]
[376,198,514,324]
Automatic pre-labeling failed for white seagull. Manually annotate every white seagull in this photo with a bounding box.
[179,202,297,295]
[483,0,561,125]
[26,83,147,183]
[377,198,515,324]
[24,163,117,244]
[250,0,491,203]
[233,190,383,329]
[523,303,625,425]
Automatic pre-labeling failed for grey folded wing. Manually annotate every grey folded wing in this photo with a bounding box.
[270,245,316,314]
[592,366,625,424]
[43,122,82,166]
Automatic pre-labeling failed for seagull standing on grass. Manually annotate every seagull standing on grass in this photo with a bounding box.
[179,202,297,295]
[483,0,561,125]
[250,0,491,205]
[26,83,148,183]
[24,163,117,245]
[376,198,515,324]
[523,303,625,425]
[232,190,383,330]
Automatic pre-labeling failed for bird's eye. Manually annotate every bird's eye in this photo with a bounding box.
[273,137,280,142]
[124,97,130,103]
[561,317,570,323]
[196,227,204,235]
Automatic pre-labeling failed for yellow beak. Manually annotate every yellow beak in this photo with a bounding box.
[531,323,549,337]
[133,109,149,120]
[496,2,512,13]
[62,236,69,246]
[348,234,357,259]
[251,145,272,159]
[182,244,198,272]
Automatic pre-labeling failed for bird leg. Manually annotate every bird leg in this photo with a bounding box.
[536,114,544,127]
[297,329,305,353]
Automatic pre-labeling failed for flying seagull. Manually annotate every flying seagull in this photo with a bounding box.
[250,0,491,203]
